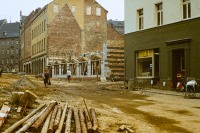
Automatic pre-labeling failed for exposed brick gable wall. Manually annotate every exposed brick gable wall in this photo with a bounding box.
[83,0,107,53]
[48,4,81,59]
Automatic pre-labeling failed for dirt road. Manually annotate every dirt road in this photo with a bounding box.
[0,74,200,133]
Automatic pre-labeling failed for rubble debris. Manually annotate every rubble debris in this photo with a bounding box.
[17,106,22,113]
[3,103,46,133]
[12,76,38,89]
[118,125,134,133]
[2,100,100,133]
[0,104,11,128]
[11,92,24,105]
[20,90,38,107]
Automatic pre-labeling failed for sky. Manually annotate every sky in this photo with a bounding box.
[0,0,124,23]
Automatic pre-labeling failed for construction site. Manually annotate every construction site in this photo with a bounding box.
[0,73,200,133]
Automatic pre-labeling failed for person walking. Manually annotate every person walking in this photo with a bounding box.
[0,67,2,77]
[43,69,50,88]
[67,69,71,83]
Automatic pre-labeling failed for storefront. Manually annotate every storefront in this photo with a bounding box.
[125,17,200,89]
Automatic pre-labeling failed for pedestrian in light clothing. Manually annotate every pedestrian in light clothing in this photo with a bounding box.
[67,69,71,83]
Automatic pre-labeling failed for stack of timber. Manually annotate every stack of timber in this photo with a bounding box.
[2,100,99,133]
[107,46,124,81]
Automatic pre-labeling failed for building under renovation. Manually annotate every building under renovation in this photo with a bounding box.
[20,0,124,80]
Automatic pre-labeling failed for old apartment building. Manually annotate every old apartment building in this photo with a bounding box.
[20,0,124,79]
[125,0,200,88]
[0,19,20,72]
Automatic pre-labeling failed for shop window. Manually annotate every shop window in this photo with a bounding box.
[136,49,159,77]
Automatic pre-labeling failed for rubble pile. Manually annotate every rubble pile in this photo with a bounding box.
[3,100,99,133]
[12,76,38,89]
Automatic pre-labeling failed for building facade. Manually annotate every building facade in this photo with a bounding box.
[107,19,124,35]
[125,0,200,88]
[20,0,124,79]
[0,19,20,72]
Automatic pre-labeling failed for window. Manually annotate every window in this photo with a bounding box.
[44,20,46,31]
[7,59,9,64]
[54,4,59,12]
[16,41,19,44]
[11,59,13,64]
[96,7,101,16]
[183,0,191,19]
[7,49,9,54]
[138,9,143,30]
[72,6,76,13]
[156,3,163,26]
[16,58,18,63]
[2,41,4,45]
[136,49,159,77]
[16,48,18,54]
[86,6,92,15]
[7,41,10,45]
[2,49,4,54]
[2,59,4,64]
[11,49,13,54]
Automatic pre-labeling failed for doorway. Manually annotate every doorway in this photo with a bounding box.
[172,49,185,87]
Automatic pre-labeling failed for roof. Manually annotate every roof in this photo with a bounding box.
[107,19,124,27]
[21,15,27,22]
[0,22,20,38]
[0,19,7,29]
[107,20,124,35]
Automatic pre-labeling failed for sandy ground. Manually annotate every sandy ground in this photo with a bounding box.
[0,73,200,133]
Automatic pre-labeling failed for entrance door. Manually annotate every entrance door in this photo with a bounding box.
[172,49,185,87]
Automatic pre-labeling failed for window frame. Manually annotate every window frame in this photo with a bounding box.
[183,0,191,19]
[86,6,92,15]
[72,5,76,13]
[96,7,101,16]
[156,2,163,26]
[137,9,144,30]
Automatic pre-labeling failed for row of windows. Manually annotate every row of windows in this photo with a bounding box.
[1,48,19,55]
[0,40,19,45]
[32,38,46,55]
[54,4,102,16]
[32,19,46,39]
[1,58,18,65]
[137,0,191,30]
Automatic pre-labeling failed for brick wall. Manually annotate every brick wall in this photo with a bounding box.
[83,0,107,53]
[48,4,82,60]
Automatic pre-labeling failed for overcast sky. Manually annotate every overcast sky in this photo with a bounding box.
[0,0,124,22]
